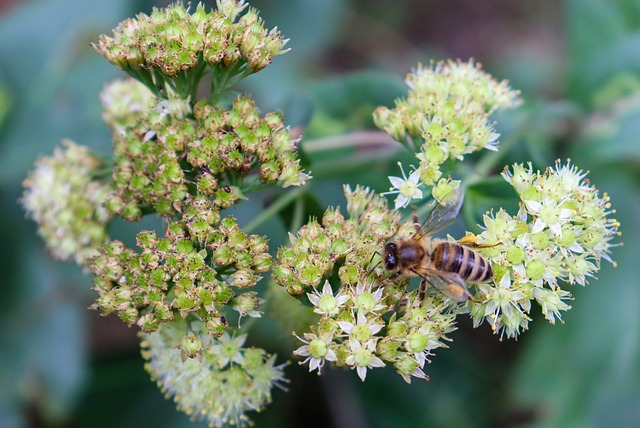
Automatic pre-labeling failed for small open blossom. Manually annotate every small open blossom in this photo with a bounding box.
[307,280,350,316]
[338,310,385,343]
[383,162,423,209]
[293,331,337,375]
[345,338,385,382]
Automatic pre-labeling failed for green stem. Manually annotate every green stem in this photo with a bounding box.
[243,187,304,233]
[189,59,208,100]
[290,197,305,234]
[303,131,399,153]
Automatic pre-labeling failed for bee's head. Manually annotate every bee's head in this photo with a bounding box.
[383,242,398,271]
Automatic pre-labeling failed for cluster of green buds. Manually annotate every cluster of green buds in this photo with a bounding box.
[374,59,522,208]
[141,320,286,427]
[92,0,289,100]
[21,140,112,265]
[274,186,457,382]
[468,161,620,338]
[104,82,308,221]
[90,204,270,335]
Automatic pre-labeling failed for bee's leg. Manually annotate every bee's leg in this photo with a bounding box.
[418,277,427,304]
[457,235,500,249]
[412,213,421,232]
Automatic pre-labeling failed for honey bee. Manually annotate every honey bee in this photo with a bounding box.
[382,190,493,303]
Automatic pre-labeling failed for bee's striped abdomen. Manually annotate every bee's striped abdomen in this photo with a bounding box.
[432,242,492,282]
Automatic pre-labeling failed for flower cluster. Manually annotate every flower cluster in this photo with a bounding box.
[104,82,309,221]
[142,320,287,428]
[274,186,458,382]
[21,140,112,265]
[294,282,456,383]
[273,185,401,297]
[469,161,620,338]
[91,200,270,334]
[92,1,289,98]
[374,59,522,193]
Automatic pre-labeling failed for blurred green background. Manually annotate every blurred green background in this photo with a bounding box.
[1,0,639,427]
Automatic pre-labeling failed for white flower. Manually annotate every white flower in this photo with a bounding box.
[337,310,384,343]
[307,280,349,316]
[525,197,573,236]
[293,331,337,375]
[349,281,386,313]
[383,162,423,209]
[210,332,247,367]
[345,338,385,382]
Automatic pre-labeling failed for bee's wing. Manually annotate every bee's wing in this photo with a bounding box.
[426,272,472,303]
[415,189,464,238]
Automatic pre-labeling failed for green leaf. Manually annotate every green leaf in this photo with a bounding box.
[0,0,132,182]
[464,177,519,231]
[566,0,640,103]
[306,71,406,129]
[576,94,640,163]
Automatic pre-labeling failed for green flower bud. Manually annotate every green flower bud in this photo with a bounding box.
[179,332,202,362]
[506,245,525,265]
[526,259,546,280]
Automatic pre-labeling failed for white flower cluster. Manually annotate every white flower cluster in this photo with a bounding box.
[141,320,287,428]
[374,59,522,188]
[22,140,112,265]
[293,280,456,383]
[470,161,620,338]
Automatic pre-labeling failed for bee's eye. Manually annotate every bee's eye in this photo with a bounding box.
[383,243,398,270]
[385,257,397,270]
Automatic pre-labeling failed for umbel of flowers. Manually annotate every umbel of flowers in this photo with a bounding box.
[375,59,522,208]
[469,161,620,338]
[92,0,289,100]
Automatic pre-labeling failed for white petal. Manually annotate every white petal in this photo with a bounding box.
[293,345,310,357]
[408,170,421,184]
[336,294,350,306]
[395,194,409,209]
[337,321,354,334]
[370,323,384,335]
[525,200,542,213]
[549,222,562,236]
[369,355,385,368]
[388,176,404,188]
[356,366,368,382]
[321,281,333,295]
[559,208,574,219]
[325,349,337,362]
[569,242,584,253]
[307,293,320,306]
[531,218,546,234]
[309,358,320,372]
